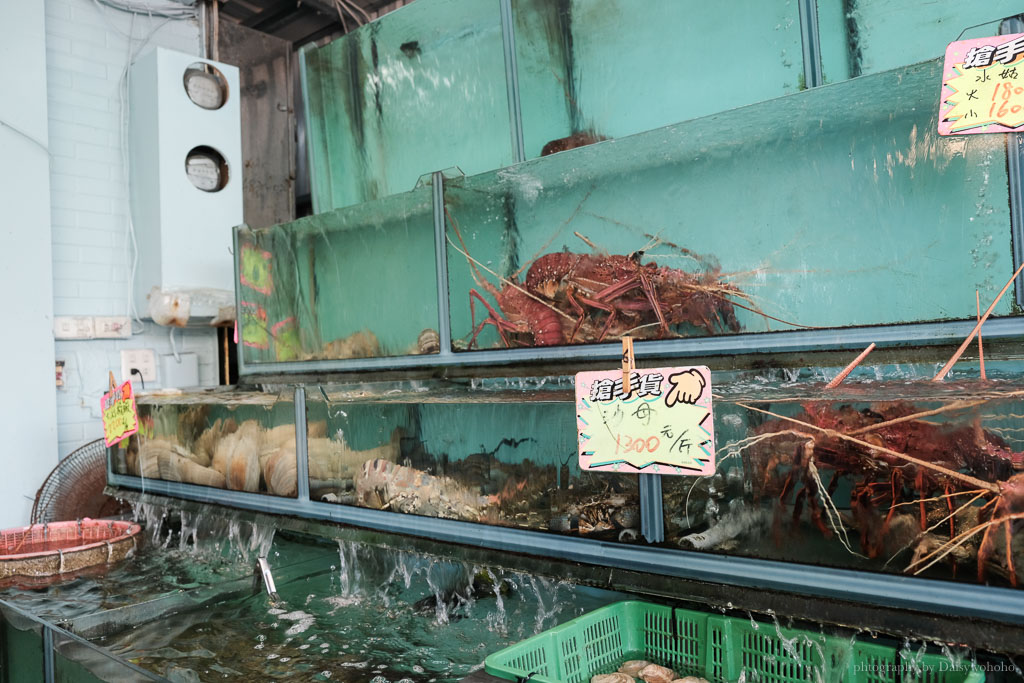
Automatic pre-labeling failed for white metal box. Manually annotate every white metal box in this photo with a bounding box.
[129,47,242,320]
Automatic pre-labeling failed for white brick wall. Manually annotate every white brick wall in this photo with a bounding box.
[45,0,221,458]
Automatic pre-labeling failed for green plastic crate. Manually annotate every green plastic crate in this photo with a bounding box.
[484,601,984,683]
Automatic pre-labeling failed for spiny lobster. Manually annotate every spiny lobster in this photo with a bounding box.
[746,399,1024,586]
[448,211,748,349]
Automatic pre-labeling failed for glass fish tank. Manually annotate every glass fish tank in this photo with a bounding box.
[443,58,1016,352]
[511,0,805,160]
[300,0,514,212]
[817,0,1022,81]
[660,375,1024,589]
[306,380,641,540]
[235,185,439,366]
[112,372,1024,590]
[111,389,298,497]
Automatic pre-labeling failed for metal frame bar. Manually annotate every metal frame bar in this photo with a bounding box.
[294,386,310,502]
[42,627,54,683]
[237,316,1024,377]
[798,0,823,88]
[638,473,663,543]
[1002,16,1024,307]
[106,470,1024,625]
[499,0,526,164]
[432,171,456,360]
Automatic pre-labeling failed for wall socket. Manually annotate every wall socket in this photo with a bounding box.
[54,316,95,339]
[121,349,157,384]
[94,316,131,338]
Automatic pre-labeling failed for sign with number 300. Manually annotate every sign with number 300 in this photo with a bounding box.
[575,366,715,476]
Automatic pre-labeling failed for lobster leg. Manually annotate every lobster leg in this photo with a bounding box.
[1006,519,1017,587]
[565,288,588,343]
[574,292,620,342]
[469,289,515,349]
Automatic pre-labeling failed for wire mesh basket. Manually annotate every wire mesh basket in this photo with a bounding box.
[31,438,125,525]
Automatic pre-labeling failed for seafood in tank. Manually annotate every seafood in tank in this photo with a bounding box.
[447,210,771,350]
[663,379,1024,588]
[309,387,643,541]
[112,391,300,498]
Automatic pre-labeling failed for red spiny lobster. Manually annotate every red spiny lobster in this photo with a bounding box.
[447,209,571,349]
[746,399,1024,585]
[525,249,742,342]
[448,208,752,349]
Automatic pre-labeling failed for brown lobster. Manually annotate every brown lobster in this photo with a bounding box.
[525,249,742,342]
[744,398,1024,586]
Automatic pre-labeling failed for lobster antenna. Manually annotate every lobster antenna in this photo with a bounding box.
[573,231,598,251]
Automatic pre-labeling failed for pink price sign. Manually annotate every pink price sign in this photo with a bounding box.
[939,33,1024,135]
[575,366,715,476]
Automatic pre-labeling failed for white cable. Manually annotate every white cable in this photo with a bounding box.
[94,0,197,19]
[169,326,181,362]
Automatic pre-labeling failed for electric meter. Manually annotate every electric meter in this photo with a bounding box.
[185,146,228,192]
[182,63,228,110]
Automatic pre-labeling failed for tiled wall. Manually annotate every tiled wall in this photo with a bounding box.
[44,0,219,458]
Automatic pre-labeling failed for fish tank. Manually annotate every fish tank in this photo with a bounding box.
[235,184,439,366]
[111,370,1024,591]
[662,375,1024,589]
[300,0,515,212]
[306,381,641,540]
[250,58,1021,370]
[817,0,1022,81]
[110,389,299,497]
[443,58,1017,352]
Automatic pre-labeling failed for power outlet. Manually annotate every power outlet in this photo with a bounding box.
[94,316,131,338]
[121,349,157,384]
[54,316,95,340]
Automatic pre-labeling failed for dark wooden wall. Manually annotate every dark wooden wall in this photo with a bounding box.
[219,21,296,229]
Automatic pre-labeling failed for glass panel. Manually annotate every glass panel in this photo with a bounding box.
[237,186,438,366]
[302,0,514,212]
[818,0,1021,80]
[514,0,806,159]
[0,603,43,682]
[114,390,297,497]
[308,380,641,540]
[54,630,163,682]
[662,378,1024,589]
[445,60,1016,351]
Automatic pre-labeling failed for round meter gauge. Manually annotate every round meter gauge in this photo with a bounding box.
[182,63,228,110]
[185,146,229,192]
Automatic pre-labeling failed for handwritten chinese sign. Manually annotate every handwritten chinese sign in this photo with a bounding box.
[940,33,1024,135]
[576,366,715,475]
[101,380,139,447]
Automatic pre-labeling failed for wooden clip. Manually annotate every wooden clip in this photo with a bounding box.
[621,336,635,398]
[109,371,117,394]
